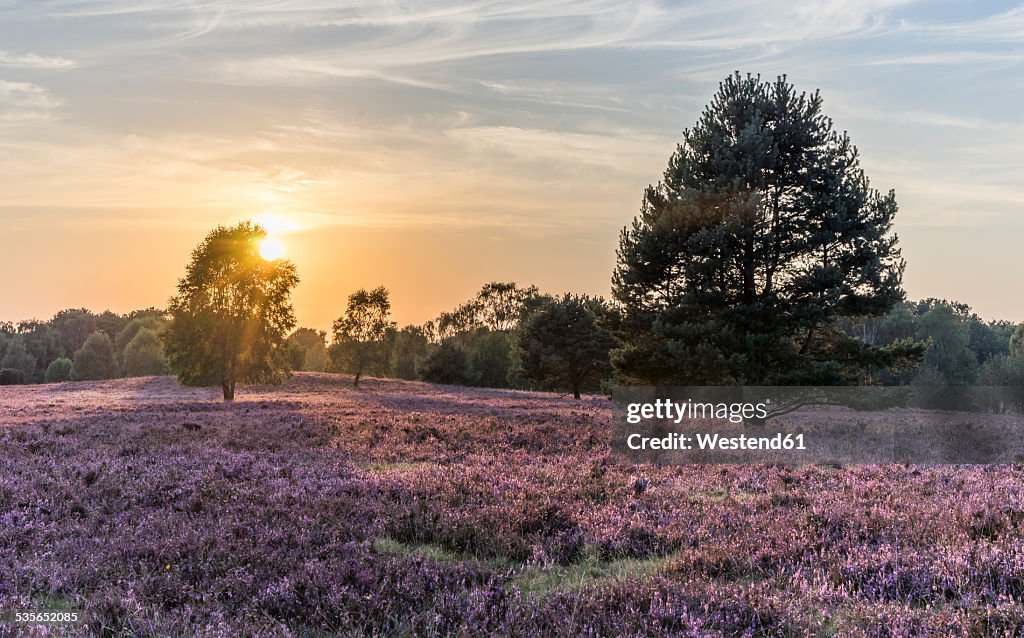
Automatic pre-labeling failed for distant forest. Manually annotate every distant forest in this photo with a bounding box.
[1,286,1022,395]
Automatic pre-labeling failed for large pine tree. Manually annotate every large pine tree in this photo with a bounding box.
[609,73,922,385]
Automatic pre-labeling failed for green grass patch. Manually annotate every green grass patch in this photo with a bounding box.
[371,537,512,569]
[372,538,675,598]
[515,548,674,597]
[372,540,684,598]
[355,461,433,473]
[686,489,760,503]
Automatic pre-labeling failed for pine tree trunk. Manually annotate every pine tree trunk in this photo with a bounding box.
[354,370,361,388]
[222,379,235,402]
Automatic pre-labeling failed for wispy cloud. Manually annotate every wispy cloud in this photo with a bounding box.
[0,51,76,69]
[865,50,1024,66]
[907,4,1024,42]
[0,81,62,123]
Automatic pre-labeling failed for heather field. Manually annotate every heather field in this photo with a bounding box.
[2,375,1024,637]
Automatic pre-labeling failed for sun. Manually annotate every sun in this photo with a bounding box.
[259,236,286,261]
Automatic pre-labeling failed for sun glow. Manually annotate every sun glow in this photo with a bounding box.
[259,236,286,261]
[254,213,304,235]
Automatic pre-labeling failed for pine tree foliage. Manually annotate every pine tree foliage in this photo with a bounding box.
[609,73,924,385]
[517,294,615,399]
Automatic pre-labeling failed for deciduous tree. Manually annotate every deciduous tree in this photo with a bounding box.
[330,287,395,387]
[164,222,298,401]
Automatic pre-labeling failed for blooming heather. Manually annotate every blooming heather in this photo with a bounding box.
[1,374,1022,636]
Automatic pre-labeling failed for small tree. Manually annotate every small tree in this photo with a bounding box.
[330,287,396,387]
[164,222,298,401]
[123,328,168,377]
[44,357,74,383]
[516,294,615,399]
[72,331,117,380]
[912,302,978,385]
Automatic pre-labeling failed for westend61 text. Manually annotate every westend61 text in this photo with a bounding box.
[626,432,806,451]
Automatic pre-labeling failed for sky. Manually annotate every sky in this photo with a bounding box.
[1,0,1022,331]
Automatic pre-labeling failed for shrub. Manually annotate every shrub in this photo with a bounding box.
[73,331,118,381]
[44,357,74,383]
[122,328,168,377]
[0,368,25,385]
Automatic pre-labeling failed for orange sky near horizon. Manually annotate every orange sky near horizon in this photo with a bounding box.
[3,213,1022,334]
[2,1,1023,330]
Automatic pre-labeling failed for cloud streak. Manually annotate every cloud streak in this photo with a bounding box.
[0,51,76,69]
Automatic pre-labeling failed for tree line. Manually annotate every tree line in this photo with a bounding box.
[3,282,1020,400]
[312,282,613,399]
[0,308,168,385]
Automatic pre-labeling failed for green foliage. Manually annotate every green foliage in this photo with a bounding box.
[287,327,328,372]
[330,287,396,387]
[1011,324,1024,358]
[417,341,470,385]
[414,281,542,389]
[94,310,127,341]
[424,282,540,342]
[969,319,1014,365]
[13,320,61,383]
[0,336,36,380]
[50,309,97,359]
[287,340,307,370]
[44,357,74,383]
[164,221,299,401]
[72,331,118,380]
[122,328,168,377]
[0,368,25,385]
[476,282,540,332]
[0,325,9,362]
[468,329,513,388]
[387,326,430,380]
[609,72,920,386]
[516,294,615,399]
[912,302,978,385]
[116,316,165,354]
